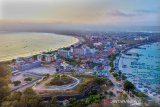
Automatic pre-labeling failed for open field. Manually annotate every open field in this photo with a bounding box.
[10,73,40,91]
[25,66,57,75]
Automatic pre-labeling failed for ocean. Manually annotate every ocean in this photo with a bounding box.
[0,32,78,61]
[119,42,160,100]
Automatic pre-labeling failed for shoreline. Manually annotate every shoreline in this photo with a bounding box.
[121,40,160,54]
[116,41,160,68]
[117,41,160,103]
[0,32,83,63]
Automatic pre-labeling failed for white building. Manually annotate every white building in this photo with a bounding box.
[93,42,103,47]
[58,49,72,58]
[37,54,56,63]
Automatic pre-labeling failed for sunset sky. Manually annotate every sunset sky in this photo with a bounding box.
[0,0,160,27]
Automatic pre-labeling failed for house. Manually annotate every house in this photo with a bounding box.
[73,48,87,55]
[109,48,115,53]
[93,66,108,77]
[58,49,72,58]
[93,42,103,47]
[60,61,69,70]
[37,54,56,63]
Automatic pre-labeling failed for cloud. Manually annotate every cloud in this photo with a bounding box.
[134,9,159,13]
[103,9,160,18]
[0,0,160,26]
[106,10,136,17]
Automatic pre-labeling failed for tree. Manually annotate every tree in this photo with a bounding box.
[86,95,100,105]
[108,91,114,96]
[89,90,98,95]
[109,61,114,68]
[13,81,21,86]
[67,99,86,107]
[49,97,61,107]
[0,64,11,77]
[123,80,135,92]
[106,80,113,86]
[56,68,59,72]
[24,77,32,81]
[8,91,22,101]
[115,76,121,81]
[2,88,43,107]
[122,93,128,100]
[118,71,122,75]
[122,74,127,80]
[0,64,11,105]
[137,92,147,98]
[112,73,118,77]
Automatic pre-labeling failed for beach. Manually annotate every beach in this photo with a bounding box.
[0,32,79,61]
[118,42,160,103]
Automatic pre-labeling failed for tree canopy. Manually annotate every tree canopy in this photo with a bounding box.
[123,80,135,92]
[0,64,11,105]
[2,88,61,107]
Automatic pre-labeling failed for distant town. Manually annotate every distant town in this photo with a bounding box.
[0,0,160,106]
[3,31,159,107]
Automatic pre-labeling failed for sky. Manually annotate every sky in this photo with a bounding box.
[0,0,160,27]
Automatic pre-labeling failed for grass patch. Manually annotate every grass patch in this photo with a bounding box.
[47,75,74,86]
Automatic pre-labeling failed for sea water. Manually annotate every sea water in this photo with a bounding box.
[0,32,78,61]
[119,42,160,95]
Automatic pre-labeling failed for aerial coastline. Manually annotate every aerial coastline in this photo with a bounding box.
[0,32,80,62]
[117,42,160,104]
[1,0,160,106]
[0,31,160,107]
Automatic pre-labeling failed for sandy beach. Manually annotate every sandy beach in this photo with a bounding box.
[0,32,79,61]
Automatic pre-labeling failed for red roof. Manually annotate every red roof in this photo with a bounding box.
[64,99,69,103]
[108,48,115,52]
[81,64,88,67]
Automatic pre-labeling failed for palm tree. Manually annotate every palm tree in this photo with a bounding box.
[123,80,135,93]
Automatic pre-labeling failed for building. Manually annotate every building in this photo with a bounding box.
[60,61,69,70]
[37,54,56,63]
[44,54,55,63]
[73,48,87,55]
[88,48,96,54]
[134,36,148,41]
[93,66,108,77]
[10,60,41,72]
[58,49,72,58]
[73,47,96,56]
[20,61,41,71]
[93,42,103,47]
[108,48,116,53]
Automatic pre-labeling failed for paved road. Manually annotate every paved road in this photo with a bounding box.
[33,75,80,91]
[11,73,43,92]
[107,67,122,95]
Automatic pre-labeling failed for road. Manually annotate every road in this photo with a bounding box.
[33,75,80,91]
[11,73,43,92]
[107,67,122,94]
